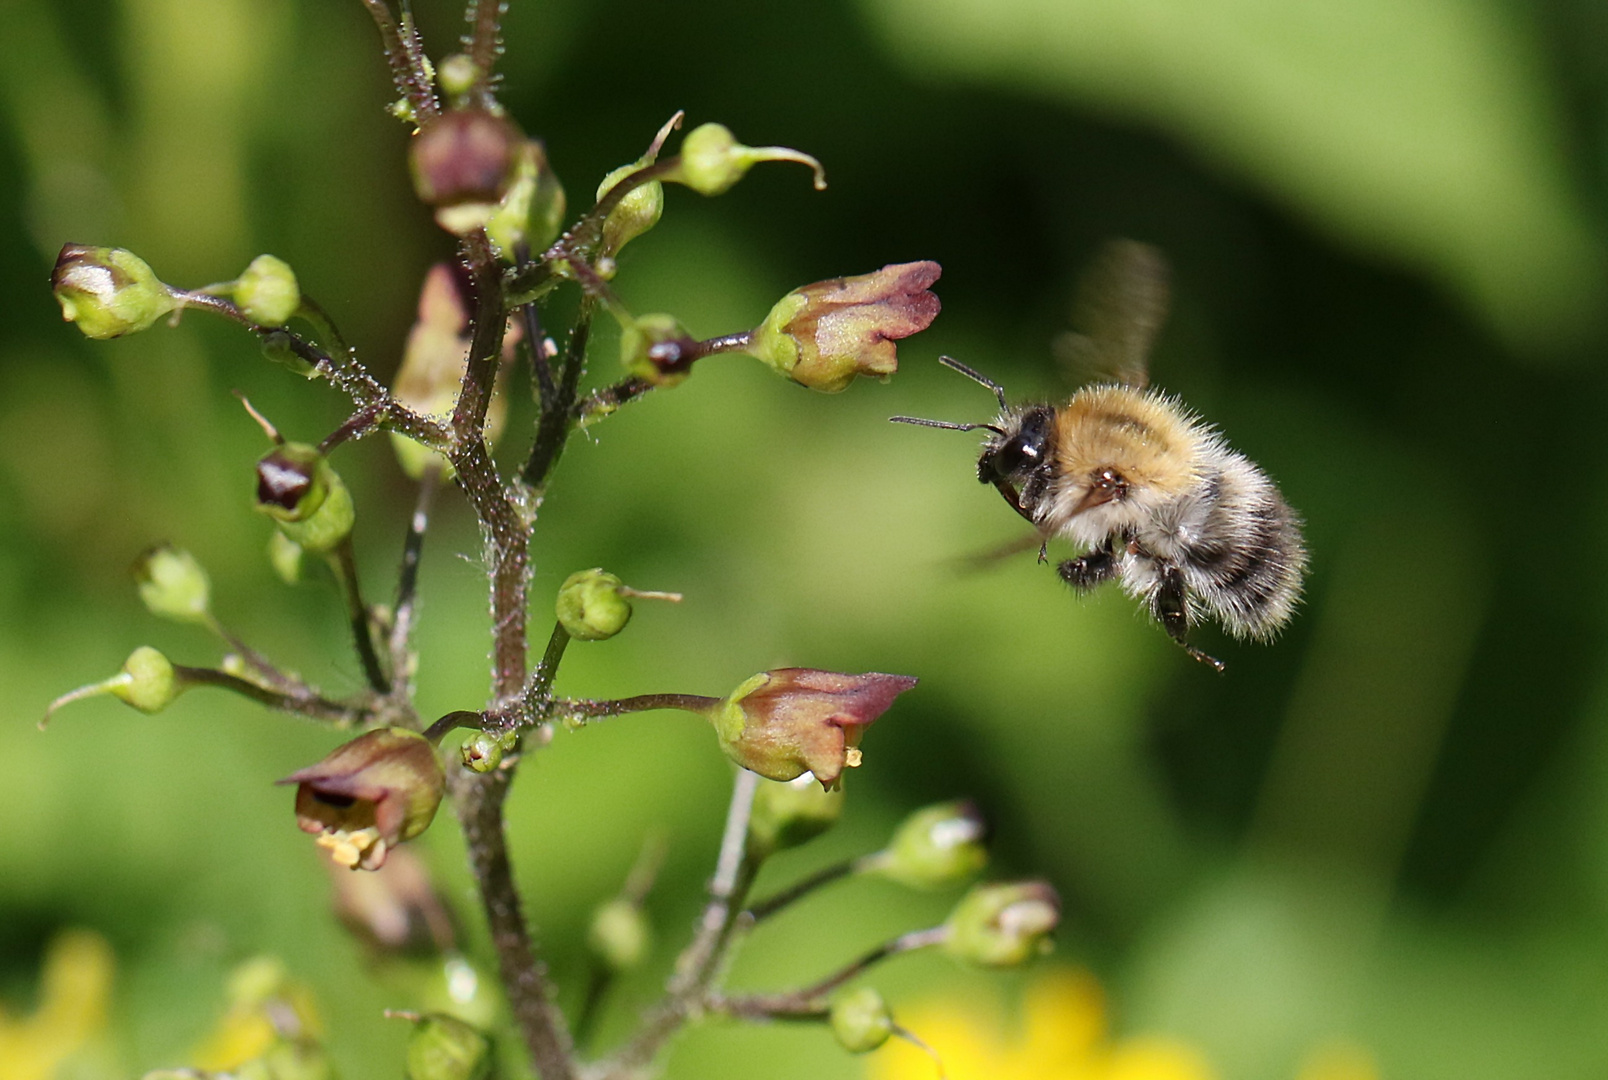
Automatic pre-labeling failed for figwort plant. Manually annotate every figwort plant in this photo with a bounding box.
[46,4,1056,1077]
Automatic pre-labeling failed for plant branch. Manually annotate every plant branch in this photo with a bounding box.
[329,539,390,694]
[464,0,505,98]
[172,290,449,449]
[710,926,949,1020]
[450,767,576,1080]
[745,857,867,923]
[550,693,721,726]
[520,298,593,490]
[388,464,441,689]
[608,770,763,1072]
[358,0,440,122]
[173,665,367,725]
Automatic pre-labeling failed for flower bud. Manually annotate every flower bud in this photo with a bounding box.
[830,987,894,1054]
[587,898,651,972]
[459,729,517,773]
[51,243,178,339]
[233,254,301,326]
[42,646,187,726]
[555,568,634,640]
[747,773,845,858]
[667,122,825,197]
[390,264,518,480]
[595,163,664,277]
[486,139,566,255]
[873,801,988,890]
[279,728,446,871]
[410,108,522,234]
[619,314,697,386]
[255,443,354,555]
[745,262,941,392]
[268,530,305,585]
[711,669,917,789]
[133,543,213,625]
[942,881,1060,968]
[591,112,683,273]
[436,54,481,101]
[404,1014,493,1080]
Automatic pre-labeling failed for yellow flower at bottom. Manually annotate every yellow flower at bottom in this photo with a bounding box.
[0,929,115,1080]
[868,969,1214,1080]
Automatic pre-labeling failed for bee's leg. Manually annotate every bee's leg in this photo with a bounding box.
[1057,543,1119,590]
[1155,563,1225,673]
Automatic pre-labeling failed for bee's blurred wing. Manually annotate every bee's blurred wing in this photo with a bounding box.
[951,531,1048,573]
[1053,239,1171,389]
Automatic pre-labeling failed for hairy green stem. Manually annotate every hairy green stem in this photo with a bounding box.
[359,0,439,121]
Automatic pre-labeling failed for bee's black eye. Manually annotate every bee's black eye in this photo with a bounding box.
[979,408,1052,483]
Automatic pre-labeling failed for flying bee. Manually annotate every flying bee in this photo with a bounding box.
[893,241,1306,671]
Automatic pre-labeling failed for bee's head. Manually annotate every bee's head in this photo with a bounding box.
[977,406,1054,486]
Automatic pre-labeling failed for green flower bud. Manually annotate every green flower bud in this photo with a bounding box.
[233,254,301,326]
[747,773,845,858]
[51,243,178,339]
[42,646,187,726]
[487,139,566,255]
[591,112,683,273]
[404,1014,492,1080]
[873,801,988,890]
[745,262,942,392]
[132,543,212,625]
[711,669,917,789]
[587,897,651,972]
[114,645,182,712]
[268,530,304,585]
[460,729,517,774]
[942,880,1060,968]
[555,569,633,641]
[410,108,522,235]
[436,54,481,101]
[619,313,697,386]
[830,987,894,1054]
[279,728,446,871]
[596,165,663,276]
[667,122,826,197]
[255,443,354,555]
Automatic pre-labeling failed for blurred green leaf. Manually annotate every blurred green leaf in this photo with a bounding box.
[860,0,1607,352]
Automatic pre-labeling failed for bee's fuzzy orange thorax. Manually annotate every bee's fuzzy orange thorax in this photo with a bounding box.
[1053,385,1203,496]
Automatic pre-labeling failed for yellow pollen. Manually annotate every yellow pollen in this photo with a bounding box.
[845,748,863,768]
[316,827,382,870]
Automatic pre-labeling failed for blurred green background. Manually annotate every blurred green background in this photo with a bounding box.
[4,0,1608,1077]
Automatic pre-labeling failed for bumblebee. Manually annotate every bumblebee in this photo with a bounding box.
[894,242,1306,671]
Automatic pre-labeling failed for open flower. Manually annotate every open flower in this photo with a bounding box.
[279,728,445,871]
[711,668,918,788]
[745,262,941,392]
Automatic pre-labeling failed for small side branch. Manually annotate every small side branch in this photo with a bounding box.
[359,0,440,121]
[174,665,367,726]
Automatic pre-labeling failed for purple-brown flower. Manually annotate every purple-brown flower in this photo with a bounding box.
[745,262,941,392]
[712,669,918,788]
[279,728,445,871]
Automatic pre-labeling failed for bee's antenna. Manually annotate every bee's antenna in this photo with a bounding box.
[938,355,1008,410]
[889,416,1005,435]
